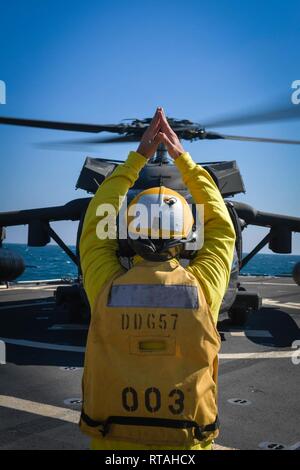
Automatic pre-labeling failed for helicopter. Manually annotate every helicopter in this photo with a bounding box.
[0,103,300,326]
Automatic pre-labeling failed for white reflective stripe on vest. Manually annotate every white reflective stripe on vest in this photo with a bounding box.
[107,284,199,309]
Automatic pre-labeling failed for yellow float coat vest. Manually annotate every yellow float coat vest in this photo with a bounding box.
[80,258,221,447]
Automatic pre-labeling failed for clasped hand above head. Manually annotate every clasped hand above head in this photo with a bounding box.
[137,107,185,160]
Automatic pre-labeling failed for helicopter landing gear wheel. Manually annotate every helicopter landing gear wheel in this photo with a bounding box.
[55,284,90,323]
[228,307,252,326]
[228,290,262,326]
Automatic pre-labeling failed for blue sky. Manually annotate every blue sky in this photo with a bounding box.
[0,0,299,253]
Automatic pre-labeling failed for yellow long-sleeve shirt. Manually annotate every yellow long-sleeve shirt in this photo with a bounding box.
[79,150,236,450]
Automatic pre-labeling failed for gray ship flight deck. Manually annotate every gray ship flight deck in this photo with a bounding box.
[0,276,299,450]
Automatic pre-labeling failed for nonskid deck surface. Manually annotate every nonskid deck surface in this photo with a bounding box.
[0,277,299,450]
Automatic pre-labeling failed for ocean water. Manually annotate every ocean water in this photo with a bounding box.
[2,243,300,281]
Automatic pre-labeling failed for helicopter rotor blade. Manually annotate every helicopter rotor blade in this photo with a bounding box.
[39,131,300,148]
[0,116,125,133]
[215,133,300,145]
[201,102,300,129]
[88,134,141,143]
[37,134,141,150]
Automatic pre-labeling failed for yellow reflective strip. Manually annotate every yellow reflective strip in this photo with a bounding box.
[139,341,166,351]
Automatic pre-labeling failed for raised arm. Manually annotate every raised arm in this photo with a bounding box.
[158,109,236,322]
[80,108,163,310]
[176,154,236,322]
[79,153,146,309]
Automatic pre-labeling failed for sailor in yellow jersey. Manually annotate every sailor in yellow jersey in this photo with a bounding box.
[79,108,236,450]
